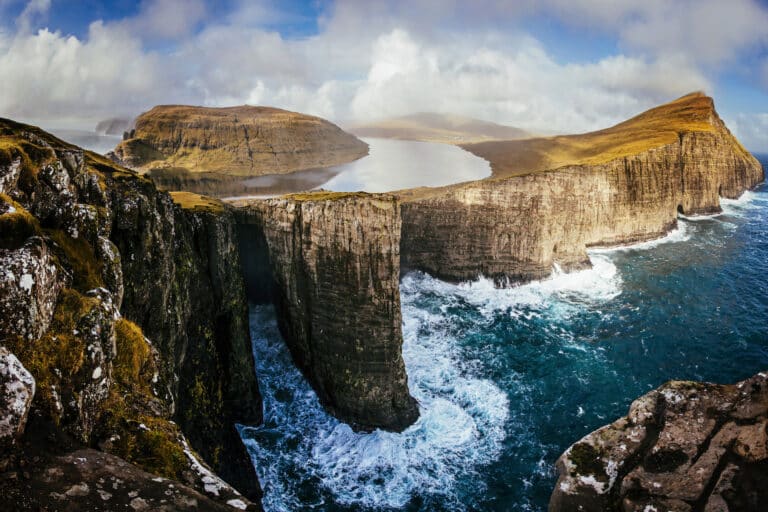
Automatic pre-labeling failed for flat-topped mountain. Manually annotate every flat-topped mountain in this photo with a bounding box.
[109,105,369,177]
[348,112,529,144]
[462,92,748,178]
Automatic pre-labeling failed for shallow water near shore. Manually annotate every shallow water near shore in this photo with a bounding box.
[240,157,768,511]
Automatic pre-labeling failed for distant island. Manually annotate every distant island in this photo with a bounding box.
[109,105,368,176]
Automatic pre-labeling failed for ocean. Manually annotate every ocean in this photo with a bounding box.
[240,155,768,511]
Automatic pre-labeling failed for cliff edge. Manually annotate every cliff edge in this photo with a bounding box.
[399,92,764,285]
[235,192,419,432]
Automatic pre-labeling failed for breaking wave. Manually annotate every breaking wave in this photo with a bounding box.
[241,301,510,511]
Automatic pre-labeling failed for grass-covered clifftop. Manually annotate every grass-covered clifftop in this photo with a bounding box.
[462,92,751,177]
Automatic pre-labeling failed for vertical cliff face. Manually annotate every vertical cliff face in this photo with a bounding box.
[0,119,262,507]
[236,193,419,432]
[110,185,263,498]
[401,117,763,285]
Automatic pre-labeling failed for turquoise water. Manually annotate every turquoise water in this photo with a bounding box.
[240,157,768,511]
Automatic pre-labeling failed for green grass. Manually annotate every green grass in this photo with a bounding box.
[169,191,226,213]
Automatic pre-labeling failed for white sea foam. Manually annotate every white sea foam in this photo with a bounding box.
[400,253,621,324]
[242,302,510,511]
[590,222,691,254]
[721,189,766,217]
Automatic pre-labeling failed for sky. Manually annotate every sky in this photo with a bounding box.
[0,0,767,149]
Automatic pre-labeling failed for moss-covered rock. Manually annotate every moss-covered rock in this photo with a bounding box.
[0,117,263,508]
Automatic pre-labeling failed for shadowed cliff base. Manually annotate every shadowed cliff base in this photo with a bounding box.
[147,165,341,198]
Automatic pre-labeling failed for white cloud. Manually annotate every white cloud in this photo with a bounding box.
[0,0,762,143]
[16,0,50,34]
[123,0,206,40]
[728,113,768,151]
[0,22,169,125]
[347,29,710,134]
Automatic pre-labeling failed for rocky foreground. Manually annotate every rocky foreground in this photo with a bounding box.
[550,372,768,512]
[0,119,262,510]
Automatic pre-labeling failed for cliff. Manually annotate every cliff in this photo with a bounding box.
[399,93,764,284]
[109,105,368,179]
[348,112,529,144]
[234,192,419,432]
[0,119,262,509]
[549,372,768,511]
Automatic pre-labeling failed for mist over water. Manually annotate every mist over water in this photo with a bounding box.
[241,158,768,511]
[47,129,122,155]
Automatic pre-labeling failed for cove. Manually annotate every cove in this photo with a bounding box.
[239,156,768,511]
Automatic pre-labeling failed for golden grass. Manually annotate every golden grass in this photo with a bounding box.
[463,92,730,178]
[5,289,97,425]
[282,190,372,202]
[97,317,189,479]
[0,194,41,249]
[45,228,105,291]
[169,190,226,213]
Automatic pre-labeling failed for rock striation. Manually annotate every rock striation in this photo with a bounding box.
[550,372,768,512]
[109,105,368,180]
[235,192,419,432]
[0,118,262,508]
[399,93,764,284]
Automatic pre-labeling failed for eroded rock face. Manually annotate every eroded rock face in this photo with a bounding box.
[110,184,263,497]
[236,193,419,432]
[109,105,368,178]
[0,236,68,341]
[0,348,35,451]
[400,106,763,285]
[0,118,263,506]
[549,372,768,512]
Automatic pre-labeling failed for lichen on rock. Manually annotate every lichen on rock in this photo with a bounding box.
[0,348,35,452]
[550,373,768,511]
